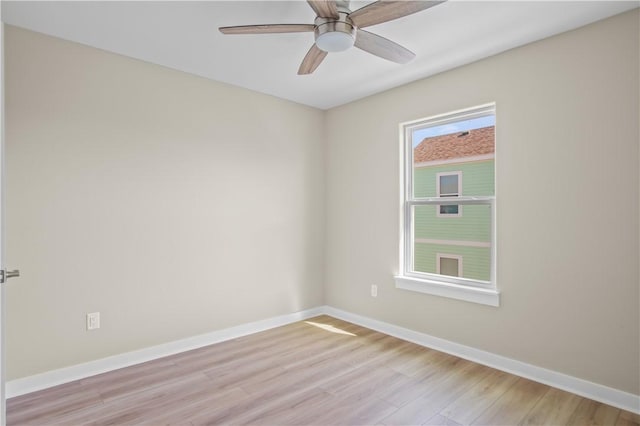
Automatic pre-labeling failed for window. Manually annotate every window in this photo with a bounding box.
[395,103,499,307]
[437,171,462,216]
[437,254,462,277]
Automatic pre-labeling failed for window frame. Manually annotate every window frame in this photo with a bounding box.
[436,171,462,217]
[395,103,499,307]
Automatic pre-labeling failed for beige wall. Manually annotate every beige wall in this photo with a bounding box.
[324,9,639,395]
[5,26,325,380]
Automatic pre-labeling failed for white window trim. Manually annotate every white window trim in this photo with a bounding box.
[436,171,462,217]
[436,253,463,277]
[395,275,499,307]
[396,103,499,307]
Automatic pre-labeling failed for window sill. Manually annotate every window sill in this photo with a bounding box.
[394,275,500,307]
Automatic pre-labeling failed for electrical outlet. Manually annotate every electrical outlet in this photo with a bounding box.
[87,312,100,330]
[371,285,378,297]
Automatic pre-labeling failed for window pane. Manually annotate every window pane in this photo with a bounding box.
[440,257,459,277]
[412,204,491,283]
[439,174,458,195]
[413,117,495,199]
[440,204,459,215]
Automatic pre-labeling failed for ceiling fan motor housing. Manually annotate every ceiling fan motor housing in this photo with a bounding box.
[314,13,356,52]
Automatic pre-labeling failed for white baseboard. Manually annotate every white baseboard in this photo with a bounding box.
[6,306,325,398]
[323,306,640,415]
[7,305,639,415]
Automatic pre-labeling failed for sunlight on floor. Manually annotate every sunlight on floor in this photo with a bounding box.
[304,321,357,336]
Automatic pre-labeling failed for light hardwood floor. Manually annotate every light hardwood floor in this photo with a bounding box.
[7,315,640,425]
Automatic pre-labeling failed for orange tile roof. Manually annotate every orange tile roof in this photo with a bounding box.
[414,126,495,163]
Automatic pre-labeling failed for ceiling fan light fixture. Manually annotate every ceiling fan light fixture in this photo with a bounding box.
[316,30,354,52]
[314,17,356,53]
[220,0,446,74]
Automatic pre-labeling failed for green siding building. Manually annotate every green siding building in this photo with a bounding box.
[412,126,495,282]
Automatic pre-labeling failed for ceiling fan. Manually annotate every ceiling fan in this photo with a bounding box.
[219,1,444,75]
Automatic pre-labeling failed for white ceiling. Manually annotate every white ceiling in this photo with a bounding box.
[2,1,637,110]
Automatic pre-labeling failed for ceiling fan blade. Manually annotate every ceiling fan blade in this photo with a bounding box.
[219,24,315,35]
[307,0,339,19]
[298,44,328,75]
[354,29,415,64]
[349,1,444,28]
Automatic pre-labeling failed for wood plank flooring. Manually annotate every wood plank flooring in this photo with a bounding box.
[7,315,639,425]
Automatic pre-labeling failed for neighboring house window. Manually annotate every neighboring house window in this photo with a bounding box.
[395,103,499,307]
[437,171,462,216]
[437,254,462,277]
